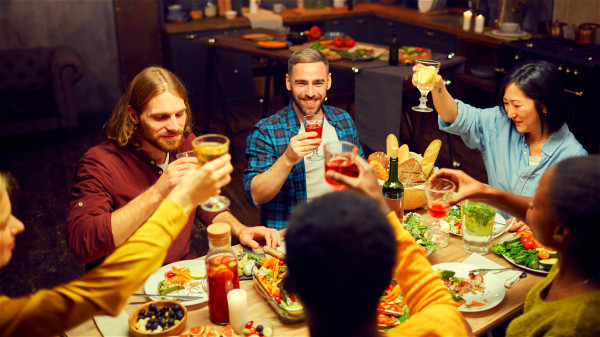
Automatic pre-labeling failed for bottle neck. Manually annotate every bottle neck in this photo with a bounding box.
[388,157,399,183]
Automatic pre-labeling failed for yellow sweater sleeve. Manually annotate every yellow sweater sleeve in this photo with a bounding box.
[384,212,468,337]
[0,199,188,337]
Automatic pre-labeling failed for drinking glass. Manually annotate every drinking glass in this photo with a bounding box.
[461,200,496,254]
[412,59,441,113]
[303,114,324,161]
[424,178,455,248]
[323,141,359,192]
[175,149,196,159]
[192,134,230,212]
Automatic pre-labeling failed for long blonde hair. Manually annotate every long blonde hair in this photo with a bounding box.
[105,67,192,146]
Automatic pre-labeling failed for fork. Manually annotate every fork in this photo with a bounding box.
[470,268,527,278]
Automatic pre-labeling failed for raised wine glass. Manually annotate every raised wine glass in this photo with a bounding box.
[323,141,359,192]
[412,59,441,113]
[424,178,455,248]
[192,134,230,212]
[303,113,324,161]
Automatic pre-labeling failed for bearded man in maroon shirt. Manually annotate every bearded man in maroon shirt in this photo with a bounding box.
[66,67,280,270]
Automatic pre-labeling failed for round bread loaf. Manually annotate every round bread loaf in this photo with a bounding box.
[367,152,389,181]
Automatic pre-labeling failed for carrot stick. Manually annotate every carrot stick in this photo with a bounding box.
[470,301,486,306]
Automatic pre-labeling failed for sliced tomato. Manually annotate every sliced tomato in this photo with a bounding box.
[388,304,401,313]
[377,301,387,310]
[377,313,388,325]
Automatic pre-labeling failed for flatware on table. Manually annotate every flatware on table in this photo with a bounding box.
[132,293,204,300]
[470,268,527,278]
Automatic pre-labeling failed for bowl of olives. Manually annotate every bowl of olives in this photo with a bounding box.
[128,300,187,337]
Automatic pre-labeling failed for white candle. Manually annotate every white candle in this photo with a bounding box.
[463,10,472,31]
[475,14,485,33]
[227,289,248,334]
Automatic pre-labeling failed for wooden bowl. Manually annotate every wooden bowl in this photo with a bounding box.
[128,300,187,337]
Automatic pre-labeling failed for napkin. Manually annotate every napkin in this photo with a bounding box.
[93,310,129,337]
[462,253,523,288]
[242,8,283,31]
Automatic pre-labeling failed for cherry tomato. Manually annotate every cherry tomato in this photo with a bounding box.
[388,304,401,313]
[250,327,257,335]
[344,36,355,48]
[278,259,285,266]
[377,313,388,325]
[333,36,345,48]
[538,249,550,260]
[165,272,176,278]
[377,301,387,310]
[274,295,281,304]
[245,321,254,329]
[523,239,536,250]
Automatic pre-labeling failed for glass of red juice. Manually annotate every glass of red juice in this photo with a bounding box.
[303,114,324,161]
[323,141,359,191]
[424,178,455,248]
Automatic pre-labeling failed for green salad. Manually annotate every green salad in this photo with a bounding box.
[403,213,436,255]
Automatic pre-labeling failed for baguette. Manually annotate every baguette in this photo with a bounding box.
[397,144,409,164]
[386,134,399,157]
[420,139,442,177]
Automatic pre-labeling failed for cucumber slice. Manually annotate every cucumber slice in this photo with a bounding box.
[539,258,558,271]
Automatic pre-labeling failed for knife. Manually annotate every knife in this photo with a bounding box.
[132,293,205,300]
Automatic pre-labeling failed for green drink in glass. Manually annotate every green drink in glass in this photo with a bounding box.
[461,200,496,254]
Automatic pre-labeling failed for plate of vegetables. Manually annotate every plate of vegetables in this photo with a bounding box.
[433,262,505,312]
[492,232,556,274]
[377,278,410,331]
[144,260,208,306]
[402,212,436,255]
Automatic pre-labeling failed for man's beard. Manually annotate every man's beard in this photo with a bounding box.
[138,122,184,153]
[292,95,325,116]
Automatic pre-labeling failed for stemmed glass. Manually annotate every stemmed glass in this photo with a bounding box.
[412,59,441,112]
[192,134,231,212]
[424,178,456,248]
[303,114,324,161]
[323,141,359,192]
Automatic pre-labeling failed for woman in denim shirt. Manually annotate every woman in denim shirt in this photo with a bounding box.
[413,60,587,222]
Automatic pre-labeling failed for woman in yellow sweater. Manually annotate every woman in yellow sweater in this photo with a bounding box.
[0,154,233,337]
[431,155,600,337]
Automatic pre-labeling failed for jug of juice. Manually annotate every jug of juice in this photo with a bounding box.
[206,223,240,324]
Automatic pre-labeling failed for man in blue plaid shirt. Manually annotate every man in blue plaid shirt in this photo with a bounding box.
[243,49,364,229]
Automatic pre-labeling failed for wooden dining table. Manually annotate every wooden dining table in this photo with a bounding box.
[64,213,545,337]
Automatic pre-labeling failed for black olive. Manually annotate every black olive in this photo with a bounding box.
[149,303,157,312]
[258,333,264,336]
[173,304,181,311]
[176,310,184,319]
[159,318,167,327]
[145,322,152,330]
[139,309,146,316]
[151,322,158,331]
[256,325,263,332]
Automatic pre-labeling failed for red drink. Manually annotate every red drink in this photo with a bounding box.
[207,253,240,324]
[305,123,323,139]
[325,156,359,188]
[428,201,449,219]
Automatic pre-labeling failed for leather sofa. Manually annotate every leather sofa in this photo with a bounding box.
[0,46,84,136]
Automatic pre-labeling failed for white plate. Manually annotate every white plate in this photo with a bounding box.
[497,233,549,274]
[491,29,528,38]
[144,260,208,306]
[432,262,505,312]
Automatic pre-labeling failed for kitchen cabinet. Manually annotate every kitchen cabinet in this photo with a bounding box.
[325,16,376,43]
[163,27,254,111]
[376,19,456,54]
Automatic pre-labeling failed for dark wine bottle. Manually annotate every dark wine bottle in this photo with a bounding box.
[382,147,404,218]
[389,31,399,66]
[346,0,353,11]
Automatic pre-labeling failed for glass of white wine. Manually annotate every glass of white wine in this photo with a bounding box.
[192,134,230,212]
[412,59,441,113]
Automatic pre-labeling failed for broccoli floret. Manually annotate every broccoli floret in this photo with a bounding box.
[439,270,456,281]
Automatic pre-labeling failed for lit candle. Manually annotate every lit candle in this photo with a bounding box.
[227,289,248,335]
[463,10,472,31]
[475,14,485,33]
